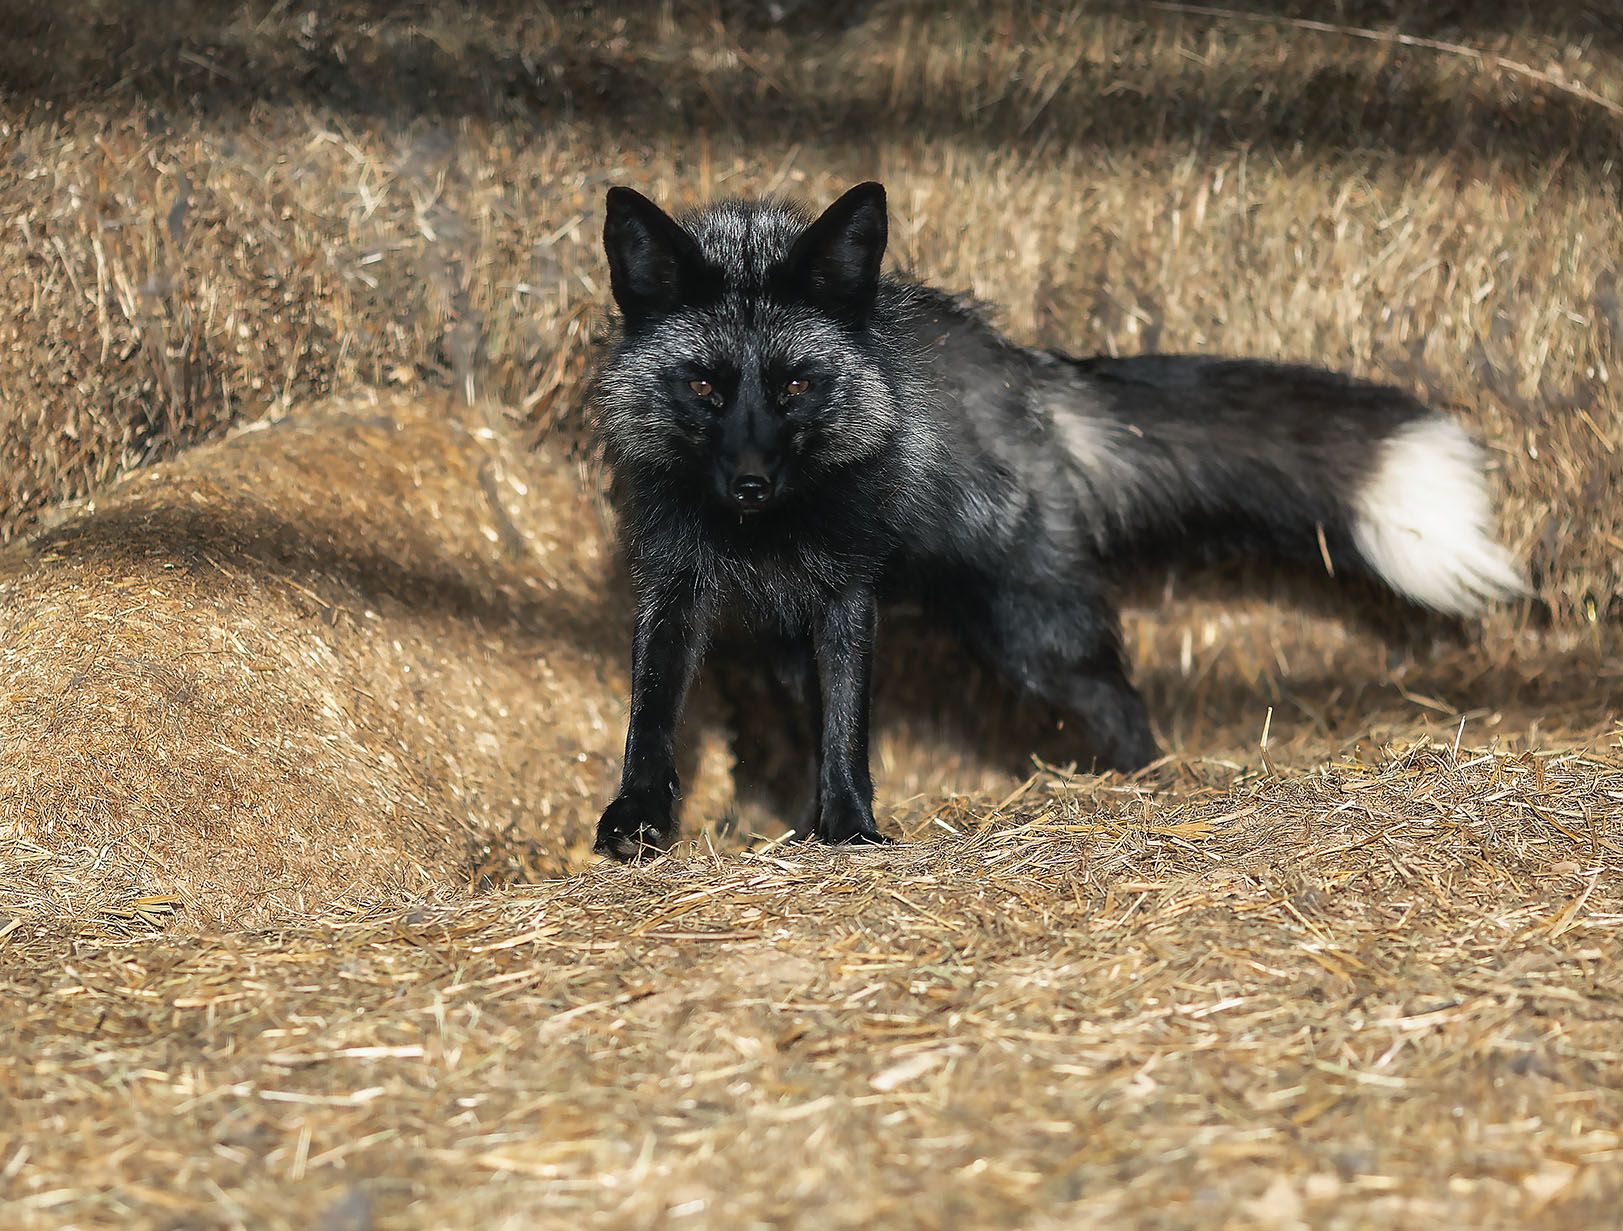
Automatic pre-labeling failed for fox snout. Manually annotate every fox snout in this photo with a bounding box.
[716,405,790,513]
[718,449,782,512]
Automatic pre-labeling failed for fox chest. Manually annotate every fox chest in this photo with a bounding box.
[637,520,876,633]
[714,539,863,631]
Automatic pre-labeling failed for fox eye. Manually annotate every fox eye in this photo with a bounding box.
[688,378,715,398]
[784,377,811,397]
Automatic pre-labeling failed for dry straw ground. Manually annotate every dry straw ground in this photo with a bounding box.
[2,1,1621,1228]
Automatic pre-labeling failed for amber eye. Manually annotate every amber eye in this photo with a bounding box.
[688,378,714,398]
[784,377,810,397]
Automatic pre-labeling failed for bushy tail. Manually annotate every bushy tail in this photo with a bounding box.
[1056,355,1525,616]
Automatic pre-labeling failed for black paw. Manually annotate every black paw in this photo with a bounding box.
[815,799,890,847]
[1097,737,1160,775]
[594,791,676,862]
[1091,721,1161,774]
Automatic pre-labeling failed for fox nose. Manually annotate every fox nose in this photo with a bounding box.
[730,473,772,508]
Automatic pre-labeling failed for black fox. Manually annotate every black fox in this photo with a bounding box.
[590,181,1523,859]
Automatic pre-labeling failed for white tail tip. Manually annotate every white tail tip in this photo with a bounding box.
[1353,417,1527,617]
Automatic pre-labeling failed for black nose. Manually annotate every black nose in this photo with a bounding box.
[730,474,772,507]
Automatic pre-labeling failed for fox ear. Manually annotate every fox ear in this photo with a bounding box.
[785,181,887,321]
[603,187,707,328]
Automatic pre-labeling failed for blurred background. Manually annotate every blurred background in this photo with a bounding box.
[2,0,1619,620]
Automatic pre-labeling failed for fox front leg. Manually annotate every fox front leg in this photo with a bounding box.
[812,581,890,846]
[595,586,708,861]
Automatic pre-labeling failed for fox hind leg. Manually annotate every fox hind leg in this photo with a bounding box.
[959,574,1159,774]
[764,633,823,838]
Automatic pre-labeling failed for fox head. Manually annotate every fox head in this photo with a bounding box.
[594,182,903,514]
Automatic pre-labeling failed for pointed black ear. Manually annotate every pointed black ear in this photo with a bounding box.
[603,187,708,328]
[784,182,887,320]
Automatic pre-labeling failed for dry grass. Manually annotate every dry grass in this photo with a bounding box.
[4,745,1622,1228]
[3,1,1623,1228]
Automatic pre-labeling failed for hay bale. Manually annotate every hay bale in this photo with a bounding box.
[0,390,745,931]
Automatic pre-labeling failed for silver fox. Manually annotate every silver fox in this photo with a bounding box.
[590,181,1524,858]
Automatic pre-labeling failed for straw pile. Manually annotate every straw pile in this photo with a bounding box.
[3,1,1622,1228]
[5,743,1621,1228]
[0,389,747,930]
